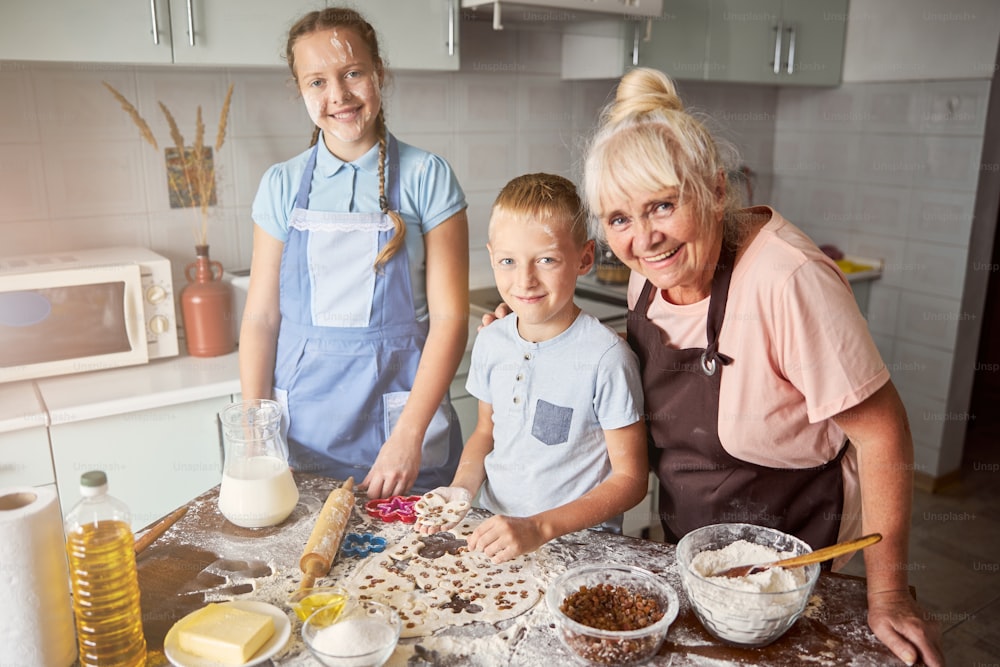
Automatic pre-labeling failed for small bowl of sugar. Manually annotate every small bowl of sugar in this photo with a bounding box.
[302,598,401,667]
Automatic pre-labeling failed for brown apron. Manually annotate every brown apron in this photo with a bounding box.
[627,244,846,552]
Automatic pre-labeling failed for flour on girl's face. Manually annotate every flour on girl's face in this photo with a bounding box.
[294,27,382,157]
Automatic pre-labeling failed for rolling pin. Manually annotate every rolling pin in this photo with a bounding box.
[299,477,355,590]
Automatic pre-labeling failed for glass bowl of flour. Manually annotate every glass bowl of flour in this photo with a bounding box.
[676,523,819,647]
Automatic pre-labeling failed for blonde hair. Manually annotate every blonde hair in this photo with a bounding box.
[489,173,588,246]
[286,7,404,270]
[583,68,747,248]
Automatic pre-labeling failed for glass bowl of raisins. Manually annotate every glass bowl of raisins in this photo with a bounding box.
[545,564,679,665]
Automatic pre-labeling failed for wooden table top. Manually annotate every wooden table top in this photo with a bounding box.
[135,474,905,666]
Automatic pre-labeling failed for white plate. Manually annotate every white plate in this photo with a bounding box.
[164,600,291,667]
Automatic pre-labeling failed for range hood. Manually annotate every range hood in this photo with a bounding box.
[462,0,662,29]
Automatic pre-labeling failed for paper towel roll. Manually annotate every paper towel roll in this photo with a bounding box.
[0,486,77,667]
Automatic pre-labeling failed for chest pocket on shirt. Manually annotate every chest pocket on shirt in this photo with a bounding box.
[531,399,572,446]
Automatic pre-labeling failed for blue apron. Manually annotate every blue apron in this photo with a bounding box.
[272,137,462,492]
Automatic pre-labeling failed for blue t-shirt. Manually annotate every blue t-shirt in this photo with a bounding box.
[467,311,644,532]
[251,132,466,319]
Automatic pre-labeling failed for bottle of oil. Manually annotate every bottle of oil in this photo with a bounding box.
[64,471,147,667]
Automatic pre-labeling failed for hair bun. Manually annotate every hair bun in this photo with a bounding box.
[608,67,683,123]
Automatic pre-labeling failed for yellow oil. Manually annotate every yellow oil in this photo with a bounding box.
[292,592,346,622]
[66,519,147,667]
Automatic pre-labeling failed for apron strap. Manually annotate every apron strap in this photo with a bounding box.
[703,243,736,374]
[294,145,319,211]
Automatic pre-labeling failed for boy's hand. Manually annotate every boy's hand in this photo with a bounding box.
[478,303,512,331]
[467,515,545,563]
[414,487,471,534]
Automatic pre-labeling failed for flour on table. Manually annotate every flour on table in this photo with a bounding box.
[343,517,543,638]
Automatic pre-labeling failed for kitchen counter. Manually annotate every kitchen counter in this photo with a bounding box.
[135,475,905,667]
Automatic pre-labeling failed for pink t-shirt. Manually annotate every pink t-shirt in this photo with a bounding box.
[628,208,887,551]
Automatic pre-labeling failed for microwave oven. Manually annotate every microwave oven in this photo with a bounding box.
[0,246,179,383]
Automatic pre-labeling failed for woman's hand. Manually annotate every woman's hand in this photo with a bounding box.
[359,431,422,499]
[467,515,544,563]
[478,302,512,331]
[867,589,944,667]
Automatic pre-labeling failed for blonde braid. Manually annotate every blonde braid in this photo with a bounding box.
[373,109,406,270]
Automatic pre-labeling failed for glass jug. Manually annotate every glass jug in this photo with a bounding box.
[218,399,299,528]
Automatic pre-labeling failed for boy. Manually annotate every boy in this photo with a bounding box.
[417,173,648,563]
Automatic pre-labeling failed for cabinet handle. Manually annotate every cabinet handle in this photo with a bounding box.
[492,0,504,31]
[149,0,159,45]
[772,22,783,75]
[785,25,796,74]
[186,0,195,46]
[447,0,456,55]
[632,21,640,66]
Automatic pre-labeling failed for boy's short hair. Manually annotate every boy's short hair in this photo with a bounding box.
[489,173,589,247]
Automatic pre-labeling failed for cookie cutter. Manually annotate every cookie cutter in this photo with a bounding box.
[341,532,387,558]
[365,495,421,523]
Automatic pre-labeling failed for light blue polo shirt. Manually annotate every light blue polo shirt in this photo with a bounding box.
[467,311,644,532]
[251,132,467,320]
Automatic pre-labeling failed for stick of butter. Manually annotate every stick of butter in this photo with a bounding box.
[178,603,275,665]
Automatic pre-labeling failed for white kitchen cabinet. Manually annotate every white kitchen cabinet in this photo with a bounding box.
[633,0,710,80]
[0,0,320,67]
[623,0,846,86]
[49,396,229,530]
[349,0,461,71]
[0,0,173,64]
[704,0,847,86]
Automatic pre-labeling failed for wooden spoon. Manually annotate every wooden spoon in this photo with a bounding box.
[712,533,882,578]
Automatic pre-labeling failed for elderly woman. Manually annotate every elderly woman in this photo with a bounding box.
[582,68,943,667]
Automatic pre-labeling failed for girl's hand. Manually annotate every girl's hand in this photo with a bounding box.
[360,432,421,499]
[467,515,544,563]
[414,486,471,535]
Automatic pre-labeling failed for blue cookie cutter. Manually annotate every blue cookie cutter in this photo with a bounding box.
[341,532,387,558]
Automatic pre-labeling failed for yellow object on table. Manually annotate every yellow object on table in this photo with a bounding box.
[835,258,875,274]
[177,603,275,665]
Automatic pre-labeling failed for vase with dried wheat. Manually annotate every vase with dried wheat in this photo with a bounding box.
[104,81,237,357]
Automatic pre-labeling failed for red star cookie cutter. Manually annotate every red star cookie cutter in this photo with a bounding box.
[365,495,421,523]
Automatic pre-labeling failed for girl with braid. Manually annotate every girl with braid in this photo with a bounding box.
[241,7,470,498]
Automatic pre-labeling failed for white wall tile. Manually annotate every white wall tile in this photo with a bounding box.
[902,240,970,299]
[866,284,899,337]
[41,140,148,218]
[517,130,574,178]
[854,185,909,239]
[48,213,151,252]
[135,69,233,149]
[913,135,985,191]
[895,291,961,350]
[805,88,865,132]
[859,82,921,134]
[230,135,311,209]
[464,190,495,252]
[516,75,573,130]
[803,182,857,232]
[229,70,312,139]
[34,67,140,143]
[891,341,954,401]
[897,390,947,461]
[512,26,562,75]
[0,67,39,143]
[906,188,976,245]
[856,134,920,187]
[0,220,53,256]
[0,144,47,222]
[385,74,455,134]
[453,132,516,191]
[919,80,991,136]
[453,73,517,132]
